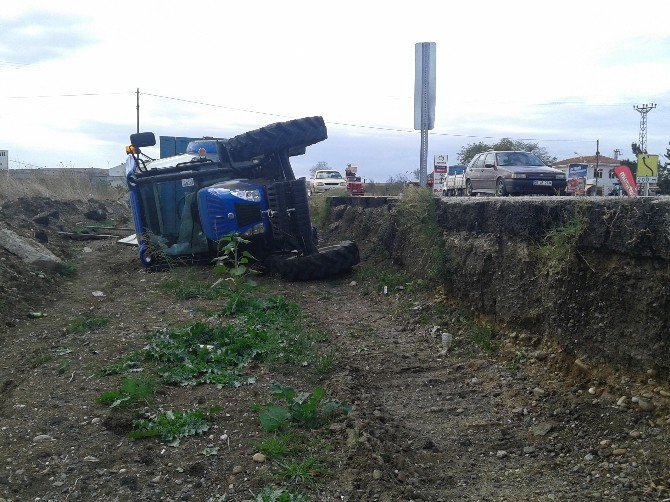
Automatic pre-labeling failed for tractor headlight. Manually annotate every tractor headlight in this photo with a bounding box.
[511,173,527,179]
[555,174,566,179]
[229,189,261,202]
[316,182,324,186]
[340,181,346,186]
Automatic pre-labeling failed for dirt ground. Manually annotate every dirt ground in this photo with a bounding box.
[0,198,669,501]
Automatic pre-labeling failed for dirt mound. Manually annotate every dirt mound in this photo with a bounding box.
[0,196,131,326]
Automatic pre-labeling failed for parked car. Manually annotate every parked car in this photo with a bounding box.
[309,170,347,195]
[465,151,567,196]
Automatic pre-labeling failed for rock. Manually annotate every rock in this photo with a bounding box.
[83,456,99,462]
[637,398,655,412]
[33,434,55,442]
[92,291,106,297]
[616,396,628,407]
[496,450,508,458]
[349,281,357,286]
[373,469,382,480]
[574,359,590,372]
[84,208,107,222]
[151,475,161,483]
[0,229,63,272]
[232,465,243,474]
[523,446,536,454]
[252,453,266,463]
[439,333,453,355]
[532,387,546,397]
[584,453,595,461]
[588,387,597,395]
[629,430,641,439]
[34,229,48,244]
[530,423,553,436]
[91,417,101,424]
[531,350,547,361]
[83,247,93,253]
[612,448,627,456]
[33,211,52,225]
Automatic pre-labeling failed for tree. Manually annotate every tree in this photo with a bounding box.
[456,138,556,165]
[631,142,643,156]
[309,161,329,177]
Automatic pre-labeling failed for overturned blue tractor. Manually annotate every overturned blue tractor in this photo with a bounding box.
[125,116,359,280]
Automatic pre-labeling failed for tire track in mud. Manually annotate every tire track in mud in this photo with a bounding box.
[290,281,665,501]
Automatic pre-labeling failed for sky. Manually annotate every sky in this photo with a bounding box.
[1,0,670,181]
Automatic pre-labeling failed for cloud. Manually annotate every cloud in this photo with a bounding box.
[0,11,94,64]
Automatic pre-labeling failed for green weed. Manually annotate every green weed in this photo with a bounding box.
[254,487,307,502]
[54,262,77,277]
[160,272,229,301]
[536,212,587,276]
[130,408,213,446]
[257,384,350,432]
[255,434,293,459]
[276,457,326,485]
[471,323,498,353]
[67,315,109,334]
[96,352,144,376]
[97,377,157,408]
[57,359,71,375]
[397,186,453,281]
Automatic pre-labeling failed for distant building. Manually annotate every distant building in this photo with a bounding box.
[553,155,621,195]
[108,163,126,188]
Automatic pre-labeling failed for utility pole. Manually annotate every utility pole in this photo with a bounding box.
[613,148,621,160]
[595,139,600,196]
[136,88,140,134]
[634,103,656,153]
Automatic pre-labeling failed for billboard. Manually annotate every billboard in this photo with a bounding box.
[566,163,587,195]
[636,154,658,183]
[0,150,7,170]
[434,154,448,173]
[614,166,638,196]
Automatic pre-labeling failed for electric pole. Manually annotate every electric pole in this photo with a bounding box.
[634,103,656,153]
[136,88,140,134]
[613,148,621,160]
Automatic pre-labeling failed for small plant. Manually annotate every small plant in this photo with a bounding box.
[276,457,325,485]
[258,384,350,432]
[255,434,293,459]
[130,408,215,446]
[471,322,497,353]
[254,487,307,502]
[54,261,77,277]
[536,212,587,276]
[96,352,144,377]
[67,315,109,334]
[97,377,157,408]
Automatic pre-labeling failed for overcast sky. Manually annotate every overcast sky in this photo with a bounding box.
[1,0,669,181]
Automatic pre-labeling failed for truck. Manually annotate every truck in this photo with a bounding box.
[344,164,365,196]
[124,116,359,281]
[442,165,467,196]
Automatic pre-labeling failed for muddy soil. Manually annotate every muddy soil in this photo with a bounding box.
[0,199,668,501]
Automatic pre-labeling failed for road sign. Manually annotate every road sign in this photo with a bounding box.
[0,151,7,171]
[414,42,436,131]
[636,154,658,183]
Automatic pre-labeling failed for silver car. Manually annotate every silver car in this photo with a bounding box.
[465,151,567,196]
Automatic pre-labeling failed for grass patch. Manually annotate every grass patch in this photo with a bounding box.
[67,315,109,334]
[309,195,332,228]
[471,322,498,353]
[353,264,429,295]
[130,408,215,446]
[397,186,453,281]
[96,352,144,376]
[97,377,157,408]
[254,487,307,502]
[535,212,587,276]
[275,457,326,485]
[255,434,294,459]
[160,272,230,301]
[54,262,77,278]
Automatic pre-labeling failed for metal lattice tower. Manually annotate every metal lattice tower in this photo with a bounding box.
[633,103,656,153]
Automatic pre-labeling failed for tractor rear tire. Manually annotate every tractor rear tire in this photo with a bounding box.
[226,116,328,162]
[273,241,359,281]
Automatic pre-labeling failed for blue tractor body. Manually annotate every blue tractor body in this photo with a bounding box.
[124,117,360,279]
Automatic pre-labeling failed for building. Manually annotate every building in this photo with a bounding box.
[553,155,621,195]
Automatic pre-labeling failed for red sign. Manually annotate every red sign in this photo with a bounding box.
[613,166,638,196]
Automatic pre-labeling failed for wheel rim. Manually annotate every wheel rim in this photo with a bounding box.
[497,179,504,196]
[466,181,472,196]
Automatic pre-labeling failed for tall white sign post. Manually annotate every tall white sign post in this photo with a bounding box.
[414,42,436,188]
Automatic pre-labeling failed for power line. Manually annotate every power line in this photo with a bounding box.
[2,91,132,99]
[144,91,595,143]
[9,159,48,169]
